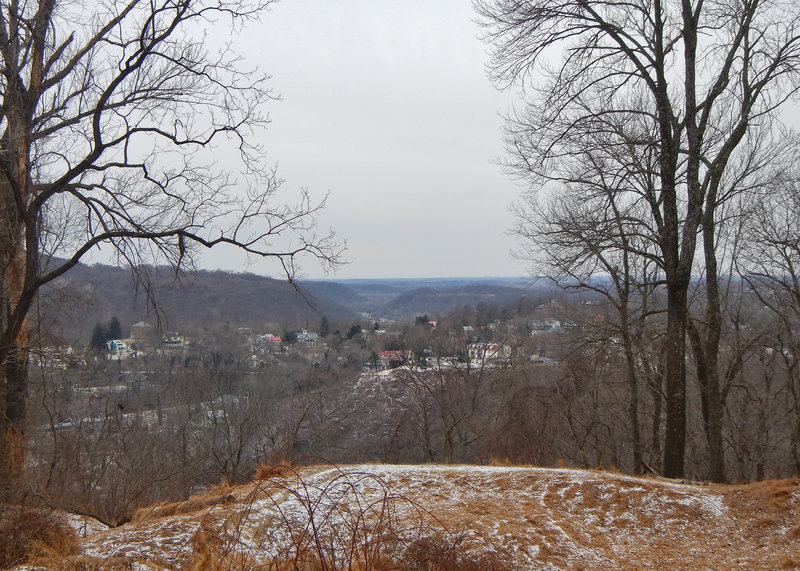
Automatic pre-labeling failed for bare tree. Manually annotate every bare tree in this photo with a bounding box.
[511,106,666,473]
[477,0,800,478]
[740,173,800,475]
[0,0,342,487]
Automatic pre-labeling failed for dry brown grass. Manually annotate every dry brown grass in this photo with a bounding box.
[129,479,236,524]
[253,460,296,480]
[0,506,80,568]
[723,477,800,536]
[402,533,510,571]
[772,553,800,570]
[53,465,800,570]
[181,518,266,571]
[732,477,800,509]
[131,492,236,523]
[22,554,138,570]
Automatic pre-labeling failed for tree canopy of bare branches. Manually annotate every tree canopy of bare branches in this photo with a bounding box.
[0,0,341,486]
[478,0,800,479]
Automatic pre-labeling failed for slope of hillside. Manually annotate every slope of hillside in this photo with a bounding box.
[49,464,800,569]
[38,263,358,339]
[298,280,371,309]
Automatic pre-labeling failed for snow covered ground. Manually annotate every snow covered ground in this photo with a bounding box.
[53,464,800,568]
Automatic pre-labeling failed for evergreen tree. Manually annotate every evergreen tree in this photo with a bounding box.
[90,323,109,350]
[108,317,123,340]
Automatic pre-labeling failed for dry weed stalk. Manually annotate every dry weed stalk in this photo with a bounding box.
[182,463,505,570]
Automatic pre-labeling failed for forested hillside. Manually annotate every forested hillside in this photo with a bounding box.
[36,263,359,342]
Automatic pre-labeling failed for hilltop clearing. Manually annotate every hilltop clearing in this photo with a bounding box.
[23,464,800,569]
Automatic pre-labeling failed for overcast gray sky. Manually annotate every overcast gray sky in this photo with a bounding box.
[202,0,525,280]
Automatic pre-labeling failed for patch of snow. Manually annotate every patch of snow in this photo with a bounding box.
[672,492,726,518]
[65,512,110,538]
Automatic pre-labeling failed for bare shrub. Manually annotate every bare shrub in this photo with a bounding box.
[179,463,496,570]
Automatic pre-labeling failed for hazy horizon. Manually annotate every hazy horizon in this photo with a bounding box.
[194,0,526,281]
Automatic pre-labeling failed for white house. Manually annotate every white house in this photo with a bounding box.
[297,330,319,346]
[467,343,511,366]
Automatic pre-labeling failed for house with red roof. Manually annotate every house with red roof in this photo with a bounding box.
[378,350,414,369]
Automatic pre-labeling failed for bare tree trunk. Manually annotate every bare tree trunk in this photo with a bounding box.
[0,226,30,491]
[687,317,725,482]
[700,280,726,481]
[1,356,27,495]
[650,374,663,471]
[789,362,800,475]
[621,323,643,473]
[656,23,694,477]
[663,279,688,478]
[0,18,42,485]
